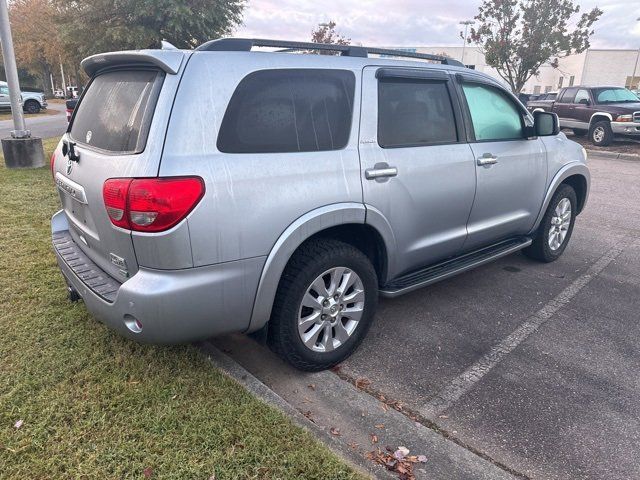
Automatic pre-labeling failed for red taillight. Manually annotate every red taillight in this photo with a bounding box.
[103,177,205,232]
[103,178,132,229]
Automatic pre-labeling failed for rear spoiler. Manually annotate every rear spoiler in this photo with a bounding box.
[81,50,185,77]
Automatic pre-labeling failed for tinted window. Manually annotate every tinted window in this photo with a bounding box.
[559,88,577,103]
[574,89,590,104]
[217,69,355,153]
[378,79,457,148]
[547,93,557,100]
[462,83,523,141]
[0,86,8,95]
[70,70,162,154]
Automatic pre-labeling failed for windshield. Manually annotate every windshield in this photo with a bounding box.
[594,88,639,104]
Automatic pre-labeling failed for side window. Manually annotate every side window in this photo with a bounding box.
[217,69,355,153]
[574,89,590,104]
[559,88,577,103]
[462,83,523,141]
[0,86,8,95]
[378,78,457,148]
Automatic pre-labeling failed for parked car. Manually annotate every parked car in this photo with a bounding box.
[50,38,590,371]
[65,98,78,122]
[526,91,558,112]
[517,92,538,104]
[528,85,640,146]
[0,81,47,113]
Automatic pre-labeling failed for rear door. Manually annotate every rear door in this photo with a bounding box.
[54,68,168,280]
[359,66,476,277]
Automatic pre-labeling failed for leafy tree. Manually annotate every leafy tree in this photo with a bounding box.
[9,0,63,95]
[55,0,245,58]
[468,0,602,93]
[311,21,350,53]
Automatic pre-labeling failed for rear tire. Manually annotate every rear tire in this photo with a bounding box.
[267,239,378,371]
[589,120,613,146]
[572,128,587,137]
[523,184,577,263]
[23,100,40,114]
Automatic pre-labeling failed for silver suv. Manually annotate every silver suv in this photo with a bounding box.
[51,38,590,371]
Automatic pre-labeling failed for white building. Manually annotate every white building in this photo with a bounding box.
[391,46,640,93]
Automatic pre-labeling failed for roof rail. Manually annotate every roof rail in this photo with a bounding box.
[195,38,465,67]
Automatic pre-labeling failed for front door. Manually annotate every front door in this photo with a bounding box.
[359,66,476,278]
[457,78,547,250]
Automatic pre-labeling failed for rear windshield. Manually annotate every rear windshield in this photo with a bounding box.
[70,70,163,154]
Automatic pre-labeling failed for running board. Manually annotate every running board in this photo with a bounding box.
[380,237,532,298]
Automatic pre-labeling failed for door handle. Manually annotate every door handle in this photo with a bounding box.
[477,154,498,166]
[365,166,398,180]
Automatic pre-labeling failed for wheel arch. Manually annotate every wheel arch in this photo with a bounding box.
[589,112,612,128]
[529,163,590,234]
[246,203,392,333]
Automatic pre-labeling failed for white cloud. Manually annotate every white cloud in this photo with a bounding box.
[235,0,640,50]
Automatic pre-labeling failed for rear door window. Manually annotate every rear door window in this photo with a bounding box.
[217,69,355,153]
[574,89,590,104]
[70,70,164,154]
[378,78,457,147]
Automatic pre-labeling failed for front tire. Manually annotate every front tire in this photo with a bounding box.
[523,184,577,263]
[24,100,40,114]
[589,120,613,146]
[268,239,378,371]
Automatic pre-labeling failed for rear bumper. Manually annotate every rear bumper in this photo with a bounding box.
[611,122,640,136]
[51,210,265,343]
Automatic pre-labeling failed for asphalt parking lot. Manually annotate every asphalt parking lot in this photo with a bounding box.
[215,151,640,479]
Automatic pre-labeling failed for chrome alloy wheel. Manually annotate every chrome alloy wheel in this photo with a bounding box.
[298,267,365,352]
[548,197,572,251]
[593,126,605,143]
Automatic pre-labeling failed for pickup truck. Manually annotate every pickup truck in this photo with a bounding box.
[528,85,640,146]
[0,80,47,114]
[526,92,557,112]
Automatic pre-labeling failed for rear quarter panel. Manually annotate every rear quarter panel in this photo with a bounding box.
[160,52,364,266]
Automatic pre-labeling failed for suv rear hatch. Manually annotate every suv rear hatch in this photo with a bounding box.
[53,51,186,281]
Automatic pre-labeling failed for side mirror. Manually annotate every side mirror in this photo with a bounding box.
[533,111,560,136]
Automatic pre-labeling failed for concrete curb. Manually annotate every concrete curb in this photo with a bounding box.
[202,337,519,480]
[198,341,395,479]
[586,149,640,161]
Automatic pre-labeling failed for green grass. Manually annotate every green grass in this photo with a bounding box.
[0,138,361,479]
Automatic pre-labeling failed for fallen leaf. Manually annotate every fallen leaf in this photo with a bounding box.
[14,420,23,429]
[381,402,389,412]
[143,467,153,478]
[370,433,379,444]
[307,384,315,390]
[330,427,340,436]
[394,446,410,460]
[375,423,385,429]
[355,377,371,389]
[417,455,428,463]
[438,414,448,419]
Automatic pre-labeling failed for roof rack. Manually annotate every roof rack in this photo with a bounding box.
[195,38,465,67]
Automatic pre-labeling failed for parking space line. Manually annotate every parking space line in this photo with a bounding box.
[420,241,628,419]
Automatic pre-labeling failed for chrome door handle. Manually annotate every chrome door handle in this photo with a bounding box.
[365,167,398,180]
[477,154,498,166]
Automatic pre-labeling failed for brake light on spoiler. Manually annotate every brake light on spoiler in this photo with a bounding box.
[103,177,205,232]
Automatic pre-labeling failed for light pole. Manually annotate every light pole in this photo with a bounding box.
[460,20,474,66]
[0,0,43,167]
[633,17,640,90]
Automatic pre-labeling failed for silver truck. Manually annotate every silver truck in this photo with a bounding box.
[0,80,47,113]
[51,38,590,371]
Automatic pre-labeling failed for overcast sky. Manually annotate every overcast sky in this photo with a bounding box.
[236,0,640,50]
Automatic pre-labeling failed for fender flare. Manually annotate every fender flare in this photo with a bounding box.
[589,112,613,127]
[363,204,398,282]
[246,203,367,333]
[529,162,590,234]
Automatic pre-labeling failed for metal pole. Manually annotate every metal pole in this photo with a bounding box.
[0,0,28,138]
[459,20,474,65]
[59,56,67,95]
